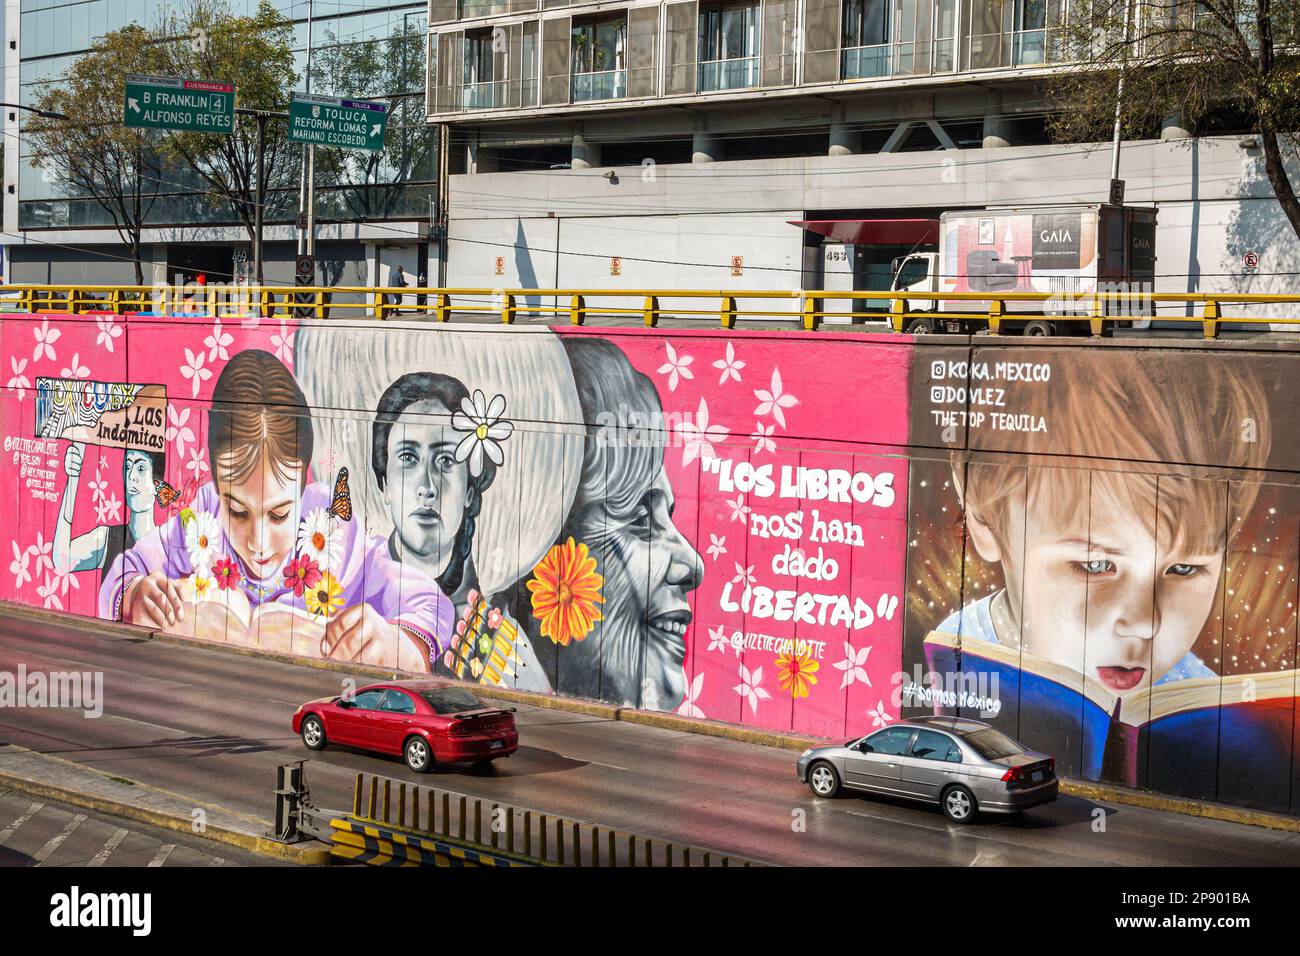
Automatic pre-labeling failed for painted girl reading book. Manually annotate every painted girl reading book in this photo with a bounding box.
[98,349,453,672]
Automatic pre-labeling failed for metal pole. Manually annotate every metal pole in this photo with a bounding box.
[297,0,315,257]
[305,0,317,260]
[255,112,267,285]
[1109,0,1135,186]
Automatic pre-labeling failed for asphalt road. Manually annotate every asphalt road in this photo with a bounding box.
[2,612,1300,866]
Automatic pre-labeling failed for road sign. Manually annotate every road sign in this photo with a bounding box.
[1109,178,1126,206]
[295,254,315,283]
[288,93,387,152]
[1244,251,1259,271]
[124,75,234,134]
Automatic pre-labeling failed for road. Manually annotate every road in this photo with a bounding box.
[2,612,1299,866]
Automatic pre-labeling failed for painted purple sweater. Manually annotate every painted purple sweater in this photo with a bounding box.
[97,480,453,664]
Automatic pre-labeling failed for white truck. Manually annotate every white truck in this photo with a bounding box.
[890,204,1157,335]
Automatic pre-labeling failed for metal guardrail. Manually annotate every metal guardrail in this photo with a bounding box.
[276,764,759,867]
[3,282,1300,338]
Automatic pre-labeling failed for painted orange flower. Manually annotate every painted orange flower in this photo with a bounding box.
[527,537,604,646]
[776,649,820,699]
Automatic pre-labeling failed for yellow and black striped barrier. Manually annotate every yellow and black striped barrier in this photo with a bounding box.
[329,817,538,867]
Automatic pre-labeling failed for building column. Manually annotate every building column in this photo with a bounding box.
[571,131,601,169]
[692,131,723,163]
[982,91,1012,148]
[1161,111,1192,141]
[829,121,861,156]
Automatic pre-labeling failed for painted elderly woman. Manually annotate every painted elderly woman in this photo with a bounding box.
[98,349,454,672]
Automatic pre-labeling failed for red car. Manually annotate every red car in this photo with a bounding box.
[292,679,519,773]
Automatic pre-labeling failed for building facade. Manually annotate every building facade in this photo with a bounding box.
[3,0,434,289]
[428,0,1300,321]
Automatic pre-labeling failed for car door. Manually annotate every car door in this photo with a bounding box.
[842,727,914,793]
[898,729,960,799]
[371,690,419,755]
[331,689,385,747]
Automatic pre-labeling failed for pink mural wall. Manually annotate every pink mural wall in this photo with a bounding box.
[0,312,914,741]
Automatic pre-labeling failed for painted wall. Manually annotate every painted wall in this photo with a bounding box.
[4,311,1300,811]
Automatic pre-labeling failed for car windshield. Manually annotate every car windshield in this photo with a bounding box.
[419,688,487,715]
[964,728,1026,760]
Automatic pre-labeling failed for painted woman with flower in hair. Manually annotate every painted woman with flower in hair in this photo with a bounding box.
[98,349,453,672]
[370,373,541,687]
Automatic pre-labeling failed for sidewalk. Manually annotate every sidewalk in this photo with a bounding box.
[0,743,329,865]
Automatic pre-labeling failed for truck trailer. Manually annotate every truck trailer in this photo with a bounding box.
[889,204,1157,335]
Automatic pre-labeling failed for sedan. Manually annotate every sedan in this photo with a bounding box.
[292,679,519,773]
[796,716,1057,823]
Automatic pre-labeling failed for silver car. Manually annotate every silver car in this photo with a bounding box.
[796,716,1058,823]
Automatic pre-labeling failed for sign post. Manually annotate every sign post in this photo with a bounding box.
[123,75,234,134]
[287,93,387,152]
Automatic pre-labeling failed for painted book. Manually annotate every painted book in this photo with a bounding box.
[922,630,1297,788]
[158,575,324,654]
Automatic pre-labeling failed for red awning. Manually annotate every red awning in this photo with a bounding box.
[789,218,939,245]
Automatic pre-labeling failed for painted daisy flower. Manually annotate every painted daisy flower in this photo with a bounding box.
[776,649,820,699]
[305,571,344,619]
[527,537,605,646]
[185,512,221,574]
[451,390,513,478]
[297,507,340,571]
[192,573,216,604]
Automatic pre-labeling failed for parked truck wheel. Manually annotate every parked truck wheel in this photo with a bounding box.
[906,317,935,334]
[1022,319,1055,337]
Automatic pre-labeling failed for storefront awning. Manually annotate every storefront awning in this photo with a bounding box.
[788,218,939,245]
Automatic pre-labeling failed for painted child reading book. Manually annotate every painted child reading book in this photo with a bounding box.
[98,349,453,672]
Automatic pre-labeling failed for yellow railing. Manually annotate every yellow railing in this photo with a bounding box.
[3,283,1300,338]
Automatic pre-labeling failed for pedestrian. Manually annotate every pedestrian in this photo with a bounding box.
[417,269,427,312]
[387,263,408,314]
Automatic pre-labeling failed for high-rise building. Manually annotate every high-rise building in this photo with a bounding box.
[3,0,434,288]
[428,0,1299,320]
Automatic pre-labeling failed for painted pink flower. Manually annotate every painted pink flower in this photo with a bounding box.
[213,556,241,591]
[283,554,321,597]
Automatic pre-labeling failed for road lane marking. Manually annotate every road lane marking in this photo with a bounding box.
[0,801,44,846]
[148,844,176,867]
[88,827,129,867]
[33,812,87,863]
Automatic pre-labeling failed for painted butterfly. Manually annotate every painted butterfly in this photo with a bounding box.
[328,467,353,522]
[154,478,180,509]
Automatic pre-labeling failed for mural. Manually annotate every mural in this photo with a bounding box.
[4,309,1300,812]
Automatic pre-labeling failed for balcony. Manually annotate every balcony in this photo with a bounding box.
[841,44,892,79]
[697,56,758,92]
[1011,29,1046,65]
[572,69,627,102]
[462,80,501,110]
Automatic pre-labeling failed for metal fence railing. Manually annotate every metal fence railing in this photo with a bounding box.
[3,283,1300,339]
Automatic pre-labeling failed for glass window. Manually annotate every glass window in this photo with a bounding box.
[420,688,488,715]
[464,29,496,84]
[572,17,626,73]
[348,689,385,710]
[864,727,914,756]
[379,690,417,714]
[945,740,962,763]
[699,2,758,61]
[964,728,1026,760]
[843,0,889,47]
[909,730,954,761]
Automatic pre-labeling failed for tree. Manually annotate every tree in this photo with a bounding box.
[150,0,298,282]
[308,23,436,223]
[25,25,165,285]
[1047,0,1300,241]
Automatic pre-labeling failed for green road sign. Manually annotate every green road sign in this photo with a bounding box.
[288,93,387,152]
[124,75,235,134]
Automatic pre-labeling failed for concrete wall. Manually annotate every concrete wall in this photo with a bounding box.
[5,311,1300,811]
[448,135,1300,321]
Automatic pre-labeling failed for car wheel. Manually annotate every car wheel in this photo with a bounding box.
[905,317,935,334]
[942,785,977,823]
[1022,319,1055,337]
[301,715,327,751]
[808,761,841,798]
[404,736,434,773]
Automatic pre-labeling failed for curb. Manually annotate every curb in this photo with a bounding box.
[1058,779,1300,834]
[0,766,332,865]
[9,603,1300,831]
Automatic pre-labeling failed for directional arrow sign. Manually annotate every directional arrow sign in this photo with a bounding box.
[123,75,235,134]
[288,92,387,152]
